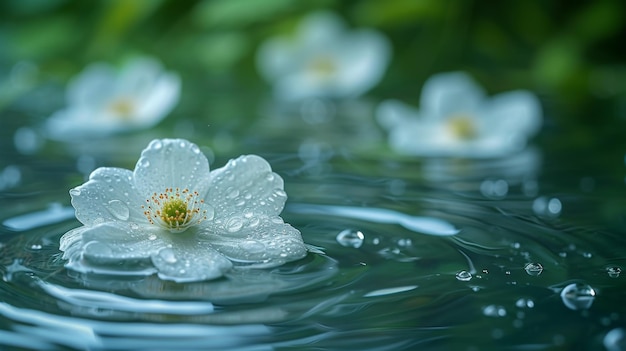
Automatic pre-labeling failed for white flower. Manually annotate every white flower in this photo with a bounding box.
[59,138,307,282]
[256,11,390,101]
[46,57,180,140]
[377,72,542,158]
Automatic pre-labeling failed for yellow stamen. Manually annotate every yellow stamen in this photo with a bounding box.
[447,115,477,140]
[309,56,336,78]
[142,187,207,232]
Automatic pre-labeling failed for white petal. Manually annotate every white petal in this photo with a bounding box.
[79,222,166,263]
[133,139,211,198]
[484,90,542,136]
[376,99,419,130]
[200,218,307,268]
[420,71,485,119]
[151,241,232,282]
[297,11,345,45]
[70,167,146,226]
[207,155,286,219]
[135,72,180,127]
[66,63,117,108]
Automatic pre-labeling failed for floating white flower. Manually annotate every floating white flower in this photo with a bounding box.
[256,11,390,101]
[59,139,307,282]
[46,57,180,140]
[377,72,542,158]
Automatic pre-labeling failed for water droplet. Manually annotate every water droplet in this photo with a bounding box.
[480,179,509,199]
[239,240,265,253]
[560,283,596,310]
[227,188,240,199]
[604,328,626,351]
[148,234,157,241]
[482,305,507,317]
[179,140,187,148]
[69,188,81,196]
[190,144,200,154]
[533,197,562,217]
[607,266,621,278]
[30,244,42,250]
[336,229,365,248]
[130,223,139,230]
[524,262,543,276]
[138,158,150,168]
[158,248,177,264]
[248,217,260,228]
[456,270,472,281]
[274,189,286,197]
[226,216,243,232]
[106,200,130,221]
[84,242,113,256]
[266,173,275,181]
[151,140,163,150]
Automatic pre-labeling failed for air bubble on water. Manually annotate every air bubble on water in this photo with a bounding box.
[532,196,562,217]
[604,328,626,351]
[515,298,535,308]
[336,229,365,248]
[560,282,596,310]
[30,244,42,250]
[482,305,507,317]
[456,270,472,281]
[106,200,130,221]
[480,179,509,199]
[607,266,621,278]
[158,248,177,264]
[524,262,543,276]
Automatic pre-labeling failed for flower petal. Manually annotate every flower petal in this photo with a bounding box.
[79,222,166,264]
[420,72,485,119]
[151,241,233,282]
[199,217,307,268]
[133,139,211,198]
[67,63,117,108]
[207,155,286,219]
[484,90,542,136]
[70,167,146,226]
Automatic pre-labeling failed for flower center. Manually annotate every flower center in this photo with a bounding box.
[108,98,135,120]
[447,115,477,140]
[309,55,337,79]
[142,188,207,232]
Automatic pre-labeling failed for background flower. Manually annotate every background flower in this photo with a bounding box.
[60,138,307,282]
[256,11,390,102]
[377,72,542,158]
[45,57,180,141]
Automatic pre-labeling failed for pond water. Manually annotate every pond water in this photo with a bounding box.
[2,100,626,351]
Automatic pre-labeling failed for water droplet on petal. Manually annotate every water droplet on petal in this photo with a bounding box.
[336,229,365,248]
[106,200,130,221]
[151,140,163,150]
[190,144,200,154]
[274,189,286,197]
[248,217,260,228]
[456,270,472,281]
[158,248,177,264]
[148,234,157,241]
[227,188,240,199]
[560,283,596,310]
[69,188,81,196]
[239,240,265,253]
[226,216,243,232]
[524,262,543,276]
[266,173,275,181]
[30,244,42,250]
[138,158,150,168]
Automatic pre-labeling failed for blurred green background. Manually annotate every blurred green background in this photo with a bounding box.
[1,0,625,149]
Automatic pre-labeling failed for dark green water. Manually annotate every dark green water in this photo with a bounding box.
[1,100,626,351]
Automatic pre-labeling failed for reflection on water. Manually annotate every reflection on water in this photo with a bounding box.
[2,136,626,350]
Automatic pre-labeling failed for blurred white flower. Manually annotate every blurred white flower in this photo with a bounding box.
[60,138,307,282]
[256,11,391,101]
[46,57,180,140]
[377,72,542,158]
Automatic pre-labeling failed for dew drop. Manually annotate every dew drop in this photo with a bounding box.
[158,248,177,264]
[336,229,365,248]
[69,188,81,196]
[515,298,535,308]
[106,200,130,221]
[30,244,42,250]
[266,173,275,181]
[227,188,240,199]
[84,242,113,256]
[148,234,157,241]
[524,262,543,276]
[130,223,139,230]
[248,217,260,228]
[190,144,200,154]
[179,140,187,148]
[274,189,286,197]
[560,282,596,310]
[239,240,265,253]
[607,266,621,278]
[456,270,472,281]
[151,140,163,150]
[226,216,243,232]
[138,158,150,168]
